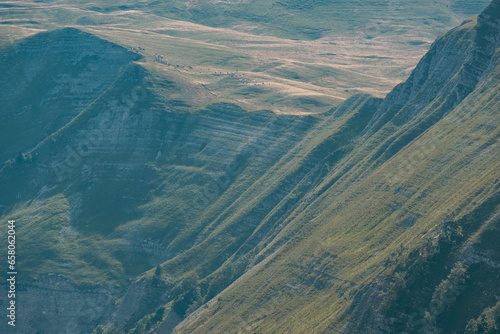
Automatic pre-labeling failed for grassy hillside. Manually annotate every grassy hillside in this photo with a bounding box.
[5,0,488,40]
[0,0,491,116]
[0,1,498,334]
[172,3,500,333]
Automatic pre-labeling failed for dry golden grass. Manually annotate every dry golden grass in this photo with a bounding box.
[0,0,441,114]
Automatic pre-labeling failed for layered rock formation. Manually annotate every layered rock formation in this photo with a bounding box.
[0,1,498,333]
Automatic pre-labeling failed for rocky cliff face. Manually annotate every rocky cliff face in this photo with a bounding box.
[0,27,319,333]
[171,2,500,333]
[0,28,142,163]
[0,275,114,333]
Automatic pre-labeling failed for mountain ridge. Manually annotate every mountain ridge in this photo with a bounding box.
[170,2,500,333]
[0,1,498,333]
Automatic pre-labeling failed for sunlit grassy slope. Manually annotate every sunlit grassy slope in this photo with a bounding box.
[172,3,500,333]
[7,0,489,39]
[0,0,491,115]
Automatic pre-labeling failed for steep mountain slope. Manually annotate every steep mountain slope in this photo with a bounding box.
[0,26,322,334]
[169,2,500,333]
[0,28,142,163]
[0,1,498,334]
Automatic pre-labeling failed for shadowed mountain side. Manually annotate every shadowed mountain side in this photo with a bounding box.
[0,27,143,163]
[171,2,500,333]
[0,27,325,334]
